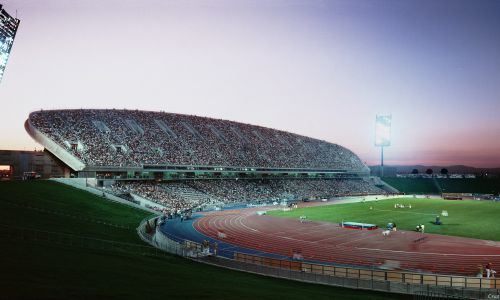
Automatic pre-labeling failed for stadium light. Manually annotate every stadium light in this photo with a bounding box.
[0,4,20,83]
[375,115,392,177]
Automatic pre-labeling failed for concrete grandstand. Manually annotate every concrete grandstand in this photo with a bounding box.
[24,109,390,213]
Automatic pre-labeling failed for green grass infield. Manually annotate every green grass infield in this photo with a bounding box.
[268,197,500,241]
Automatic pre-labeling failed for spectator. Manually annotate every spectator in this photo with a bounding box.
[29,109,369,171]
[111,179,386,213]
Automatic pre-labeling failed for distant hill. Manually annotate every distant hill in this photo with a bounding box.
[369,165,500,177]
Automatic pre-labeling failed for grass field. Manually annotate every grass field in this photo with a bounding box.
[0,181,409,300]
[269,197,500,241]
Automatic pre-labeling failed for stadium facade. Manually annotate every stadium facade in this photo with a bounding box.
[0,4,20,83]
[25,109,372,183]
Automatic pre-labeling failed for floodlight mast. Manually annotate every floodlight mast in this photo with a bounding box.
[375,115,391,178]
[380,144,384,177]
[0,4,21,83]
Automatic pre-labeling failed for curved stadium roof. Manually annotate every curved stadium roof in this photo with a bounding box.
[26,109,368,173]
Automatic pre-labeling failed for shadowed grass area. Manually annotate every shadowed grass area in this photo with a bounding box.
[0,181,409,300]
[269,197,500,241]
[382,177,500,195]
[382,178,439,194]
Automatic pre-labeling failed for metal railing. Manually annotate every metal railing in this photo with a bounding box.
[138,217,500,300]
[234,252,499,290]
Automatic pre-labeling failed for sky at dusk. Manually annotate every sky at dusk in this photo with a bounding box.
[0,0,499,167]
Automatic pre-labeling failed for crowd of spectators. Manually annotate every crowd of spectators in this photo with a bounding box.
[110,181,217,213]
[29,109,368,171]
[190,179,385,203]
[111,179,386,213]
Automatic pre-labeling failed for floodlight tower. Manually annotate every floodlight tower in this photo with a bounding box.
[0,4,20,84]
[375,115,392,177]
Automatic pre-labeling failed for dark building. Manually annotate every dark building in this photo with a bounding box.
[0,150,69,179]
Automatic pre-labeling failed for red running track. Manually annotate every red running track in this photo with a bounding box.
[194,206,500,276]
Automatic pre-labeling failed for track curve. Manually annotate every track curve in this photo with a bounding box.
[194,206,500,276]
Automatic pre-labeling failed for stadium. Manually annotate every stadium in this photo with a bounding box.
[2,108,495,299]
[2,1,500,300]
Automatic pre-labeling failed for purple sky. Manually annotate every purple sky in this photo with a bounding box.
[0,0,499,167]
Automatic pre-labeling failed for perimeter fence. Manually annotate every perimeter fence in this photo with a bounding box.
[138,217,500,300]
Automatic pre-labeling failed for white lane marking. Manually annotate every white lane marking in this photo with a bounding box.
[355,247,500,257]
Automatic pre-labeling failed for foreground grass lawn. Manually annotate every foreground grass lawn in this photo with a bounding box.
[0,181,409,300]
[269,197,500,241]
